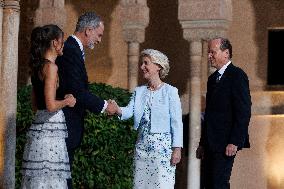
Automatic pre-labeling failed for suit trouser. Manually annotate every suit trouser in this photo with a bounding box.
[203,150,235,189]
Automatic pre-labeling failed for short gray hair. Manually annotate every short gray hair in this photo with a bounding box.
[141,49,170,79]
[75,12,103,32]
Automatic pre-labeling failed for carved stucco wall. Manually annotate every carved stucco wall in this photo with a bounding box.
[17,0,284,92]
[228,0,284,90]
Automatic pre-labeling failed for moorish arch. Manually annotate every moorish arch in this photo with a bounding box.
[0,0,234,188]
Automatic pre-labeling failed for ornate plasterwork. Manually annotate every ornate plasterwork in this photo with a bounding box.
[3,0,20,11]
[119,0,149,43]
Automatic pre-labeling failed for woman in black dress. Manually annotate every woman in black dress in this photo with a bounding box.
[21,25,76,188]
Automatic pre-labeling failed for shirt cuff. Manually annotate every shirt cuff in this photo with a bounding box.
[101,100,108,113]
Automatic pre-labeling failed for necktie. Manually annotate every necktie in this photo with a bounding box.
[216,72,221,83]
[82,49,85,61]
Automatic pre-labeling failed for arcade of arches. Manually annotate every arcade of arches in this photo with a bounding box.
[0,0,284,188]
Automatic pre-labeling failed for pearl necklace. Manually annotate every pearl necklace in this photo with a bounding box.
[148,82,163,91]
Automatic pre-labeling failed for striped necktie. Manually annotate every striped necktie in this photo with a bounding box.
[216,72,221,83]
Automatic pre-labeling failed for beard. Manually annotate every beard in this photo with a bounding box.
[87,40,95,50]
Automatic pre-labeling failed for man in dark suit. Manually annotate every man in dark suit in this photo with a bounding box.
[196,37,251,189]
[56,12,116,188]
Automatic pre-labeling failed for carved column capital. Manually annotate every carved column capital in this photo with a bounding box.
[180,20,230,42]
[3,0,20,11]
[178,0,232,21]
[178,0,232,42]
[34,0,65,28]
[119,0,149,43]
[119,0,149,90]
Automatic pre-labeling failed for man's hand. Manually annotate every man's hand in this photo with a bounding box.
[105,99,121,115]
[225,144,238,156]
[171,147,181,166]
[64,94,76,107]
[196,145,204,159]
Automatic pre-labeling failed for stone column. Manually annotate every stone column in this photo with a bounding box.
[0,0,3,185]
[0,0,20,188]
[119,0,149,91]
[127,42,140,91]
[188,39,202,189]
[178,0,232,188]
[0,0,3,65]
[34,0,66,28]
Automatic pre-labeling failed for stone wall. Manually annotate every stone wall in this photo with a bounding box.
[228,0,284,90]
[229,1,284,188]
[16,0,284,96]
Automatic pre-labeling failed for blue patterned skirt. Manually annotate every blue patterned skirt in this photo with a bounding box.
[133,107,175,189]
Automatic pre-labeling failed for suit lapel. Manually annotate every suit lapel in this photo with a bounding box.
[66,36,89,85]
[66,36,84,63]
[207,64,234,105]
[206,71,219,103]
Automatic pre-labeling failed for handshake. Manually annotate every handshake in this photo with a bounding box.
[105,99,121,116]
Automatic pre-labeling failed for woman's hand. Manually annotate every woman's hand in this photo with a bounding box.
[64,94,76,107]
[107,99,122,115]
[170,147,181,166]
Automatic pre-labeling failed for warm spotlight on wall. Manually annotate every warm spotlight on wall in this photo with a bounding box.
[266,116,284,189]
[268,161,284,188]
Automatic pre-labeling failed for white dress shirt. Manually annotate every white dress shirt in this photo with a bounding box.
[217,61,232,80]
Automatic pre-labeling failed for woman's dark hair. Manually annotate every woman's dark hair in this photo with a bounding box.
[30,24,63,77]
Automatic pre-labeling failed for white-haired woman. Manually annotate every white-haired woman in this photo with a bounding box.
[114,49,183,189]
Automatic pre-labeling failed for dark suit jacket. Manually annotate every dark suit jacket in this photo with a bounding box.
[56,36,105,150]
[200,63,251,152]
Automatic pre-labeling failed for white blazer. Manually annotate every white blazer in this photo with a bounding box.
[120,83,183,147]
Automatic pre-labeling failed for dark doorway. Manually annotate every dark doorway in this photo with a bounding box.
[267,29,284,85]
